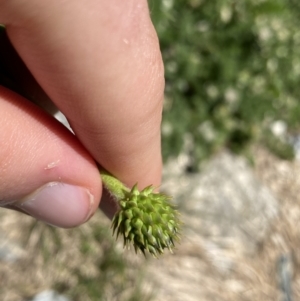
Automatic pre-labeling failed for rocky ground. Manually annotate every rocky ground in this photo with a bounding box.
[1,147,300,301]
[147,148,288,301]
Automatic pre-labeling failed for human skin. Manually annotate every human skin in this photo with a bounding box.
[0,0,164,228]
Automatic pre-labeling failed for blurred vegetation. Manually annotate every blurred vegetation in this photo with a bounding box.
[149,0,300,167]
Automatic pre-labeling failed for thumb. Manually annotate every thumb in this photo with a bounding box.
[0,86,102,228]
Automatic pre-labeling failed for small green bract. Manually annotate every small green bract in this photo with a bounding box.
[111,184,180,257]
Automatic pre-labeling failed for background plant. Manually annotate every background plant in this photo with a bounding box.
[150,0,300,167]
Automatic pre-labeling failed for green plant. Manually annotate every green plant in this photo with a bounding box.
[100,169,181,257]
[149,0,300,167]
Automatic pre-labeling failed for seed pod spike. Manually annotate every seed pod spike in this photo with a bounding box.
[101,168,181,257]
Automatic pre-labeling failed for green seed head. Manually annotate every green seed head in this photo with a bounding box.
[111,184,181,257]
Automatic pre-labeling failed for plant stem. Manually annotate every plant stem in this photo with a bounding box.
[100,169,130,201]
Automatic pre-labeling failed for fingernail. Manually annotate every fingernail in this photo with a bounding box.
[14,182,94,228]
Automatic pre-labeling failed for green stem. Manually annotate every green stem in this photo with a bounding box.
[100,168,130,200]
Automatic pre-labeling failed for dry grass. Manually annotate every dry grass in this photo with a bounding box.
[145,147,300,301]
[2,147,300,301]
[0,209,148,301]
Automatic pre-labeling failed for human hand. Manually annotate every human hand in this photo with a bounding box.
[0,0,164,228]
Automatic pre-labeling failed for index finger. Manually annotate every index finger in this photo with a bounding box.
[0,0,164,189]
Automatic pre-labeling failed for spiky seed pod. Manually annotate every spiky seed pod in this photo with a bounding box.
[100,170,181,257]
[112,185,180,256]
